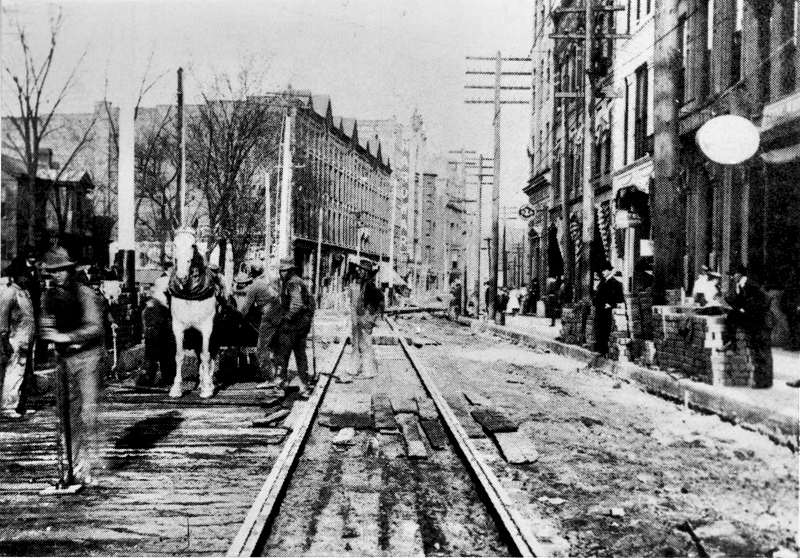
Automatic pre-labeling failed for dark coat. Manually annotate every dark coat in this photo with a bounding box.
[593,277,624,310]
[727,279,771,331]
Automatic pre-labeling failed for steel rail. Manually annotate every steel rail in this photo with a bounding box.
[226,338,348,557]
[386,316,548,557]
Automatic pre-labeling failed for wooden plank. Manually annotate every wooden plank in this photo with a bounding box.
[420,419,448,450]
[494,432,539,464]
[445,395,486,439]
[416,398,438,421]
[377,432,406,459]
[252,409,290,427]
[395,413,428,458]
[371,393,398,431]
[463,391,493,407]
[386,317,546,558]
[391,395,419,415]
[471,406,517,433]
[319,393,373,430]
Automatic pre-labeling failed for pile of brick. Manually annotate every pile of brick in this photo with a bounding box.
[651,306,752,386]
[560,302,587,345]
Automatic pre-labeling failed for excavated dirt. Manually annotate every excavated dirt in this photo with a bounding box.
[401,315,799,558]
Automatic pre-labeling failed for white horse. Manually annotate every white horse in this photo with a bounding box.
[169,228,217,398]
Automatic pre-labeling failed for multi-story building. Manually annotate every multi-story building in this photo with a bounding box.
[612,0,656,294]
[657,0,799,296]
[525,0,557,302]
[525,0,617,304]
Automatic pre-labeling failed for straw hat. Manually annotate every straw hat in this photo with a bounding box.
[41,247,76,271]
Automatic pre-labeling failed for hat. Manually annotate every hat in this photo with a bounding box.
[41,247,76,271]
[356,257,377,272]
[701,264,711,273]
[278,258,295,272]
[234,270,253,285]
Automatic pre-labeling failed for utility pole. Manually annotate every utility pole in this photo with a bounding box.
[277,108,294,260]
[465,53,530,321]
[551,0,627,301]
[388,175,397,301]
[264,169,271,262]
[177,68,186,229]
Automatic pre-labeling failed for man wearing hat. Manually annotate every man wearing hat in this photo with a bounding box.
[139,274,175,388]
[346,257,383,381]
[592,264,624,356]
[274,258,314,397]
[0,257,36,418]
[238,262,282,387]
[39,247,106,485]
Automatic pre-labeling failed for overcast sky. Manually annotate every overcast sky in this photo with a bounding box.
[3,0,534,206]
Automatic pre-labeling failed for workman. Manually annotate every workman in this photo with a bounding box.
[273,258,314,398]
[346,258,384,381]
[239,262,283,388]
[39,247,107,486]
[0,257,36,418]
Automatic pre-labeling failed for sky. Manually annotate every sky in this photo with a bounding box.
[2,0,534,207]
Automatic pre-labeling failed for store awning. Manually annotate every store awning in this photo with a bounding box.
[760,91,800,164]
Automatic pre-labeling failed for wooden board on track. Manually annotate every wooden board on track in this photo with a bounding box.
[371,393,398,431]
[319,393,374,430]
[494,431,539,464]
[416,397,438,420]
[420,418,448,450]
[463,391,493,408]
[391,395,419,415]
[395,413,428,458]
[471,406,517,433]
[444,395,486,439]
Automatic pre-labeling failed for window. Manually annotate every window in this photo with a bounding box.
[677,16,687,104]
[623,78,630,166]
[634,63,649,160]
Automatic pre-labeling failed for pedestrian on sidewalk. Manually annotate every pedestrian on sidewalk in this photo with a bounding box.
[724,264,773,388]
[273,258,314,398]
[546,276,562,327]
[507,287,521,316]
[0,257,36,418]
[239,262,283,389]
[496,287,509,326]
[592,265,624,357]
[347,258,384,381]
[39,247,107,485]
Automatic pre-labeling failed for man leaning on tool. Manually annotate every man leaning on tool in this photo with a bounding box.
[239,262,283,389]
[39,247,107,485]
[274,258,314,398]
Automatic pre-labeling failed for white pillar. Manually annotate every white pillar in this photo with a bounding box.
[277,112,293,260]
[116,13,135,250]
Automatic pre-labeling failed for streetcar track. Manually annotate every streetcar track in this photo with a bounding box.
[227,315,547,557]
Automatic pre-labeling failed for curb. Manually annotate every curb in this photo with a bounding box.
[459,317,799,450]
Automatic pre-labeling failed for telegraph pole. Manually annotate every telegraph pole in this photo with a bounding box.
[465,53,529,321]
[551,0,627,301]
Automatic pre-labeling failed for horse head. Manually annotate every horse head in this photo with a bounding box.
[173,228,197,281]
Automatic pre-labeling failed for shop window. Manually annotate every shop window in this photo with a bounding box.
[634,63,649,160]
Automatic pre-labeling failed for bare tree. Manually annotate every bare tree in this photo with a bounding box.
[186,63,283,266]
[2,8,96,251]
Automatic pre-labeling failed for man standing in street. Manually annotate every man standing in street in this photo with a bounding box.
[139,274,175,388]
[274,258,314,398]
[0,257,36,418]
[346,258,384,381]
[724,264,773,388]
[39,247,107,486]
[239,262,283,388]
[592,265,624,356]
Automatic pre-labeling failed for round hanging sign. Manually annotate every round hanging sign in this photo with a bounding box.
[518,204,535,220]
[696,115,760,165]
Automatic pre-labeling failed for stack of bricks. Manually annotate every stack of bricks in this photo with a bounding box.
[560,303,586,345]
[652,306,753,386]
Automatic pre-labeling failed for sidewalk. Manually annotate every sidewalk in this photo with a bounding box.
[467,313,799,448]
